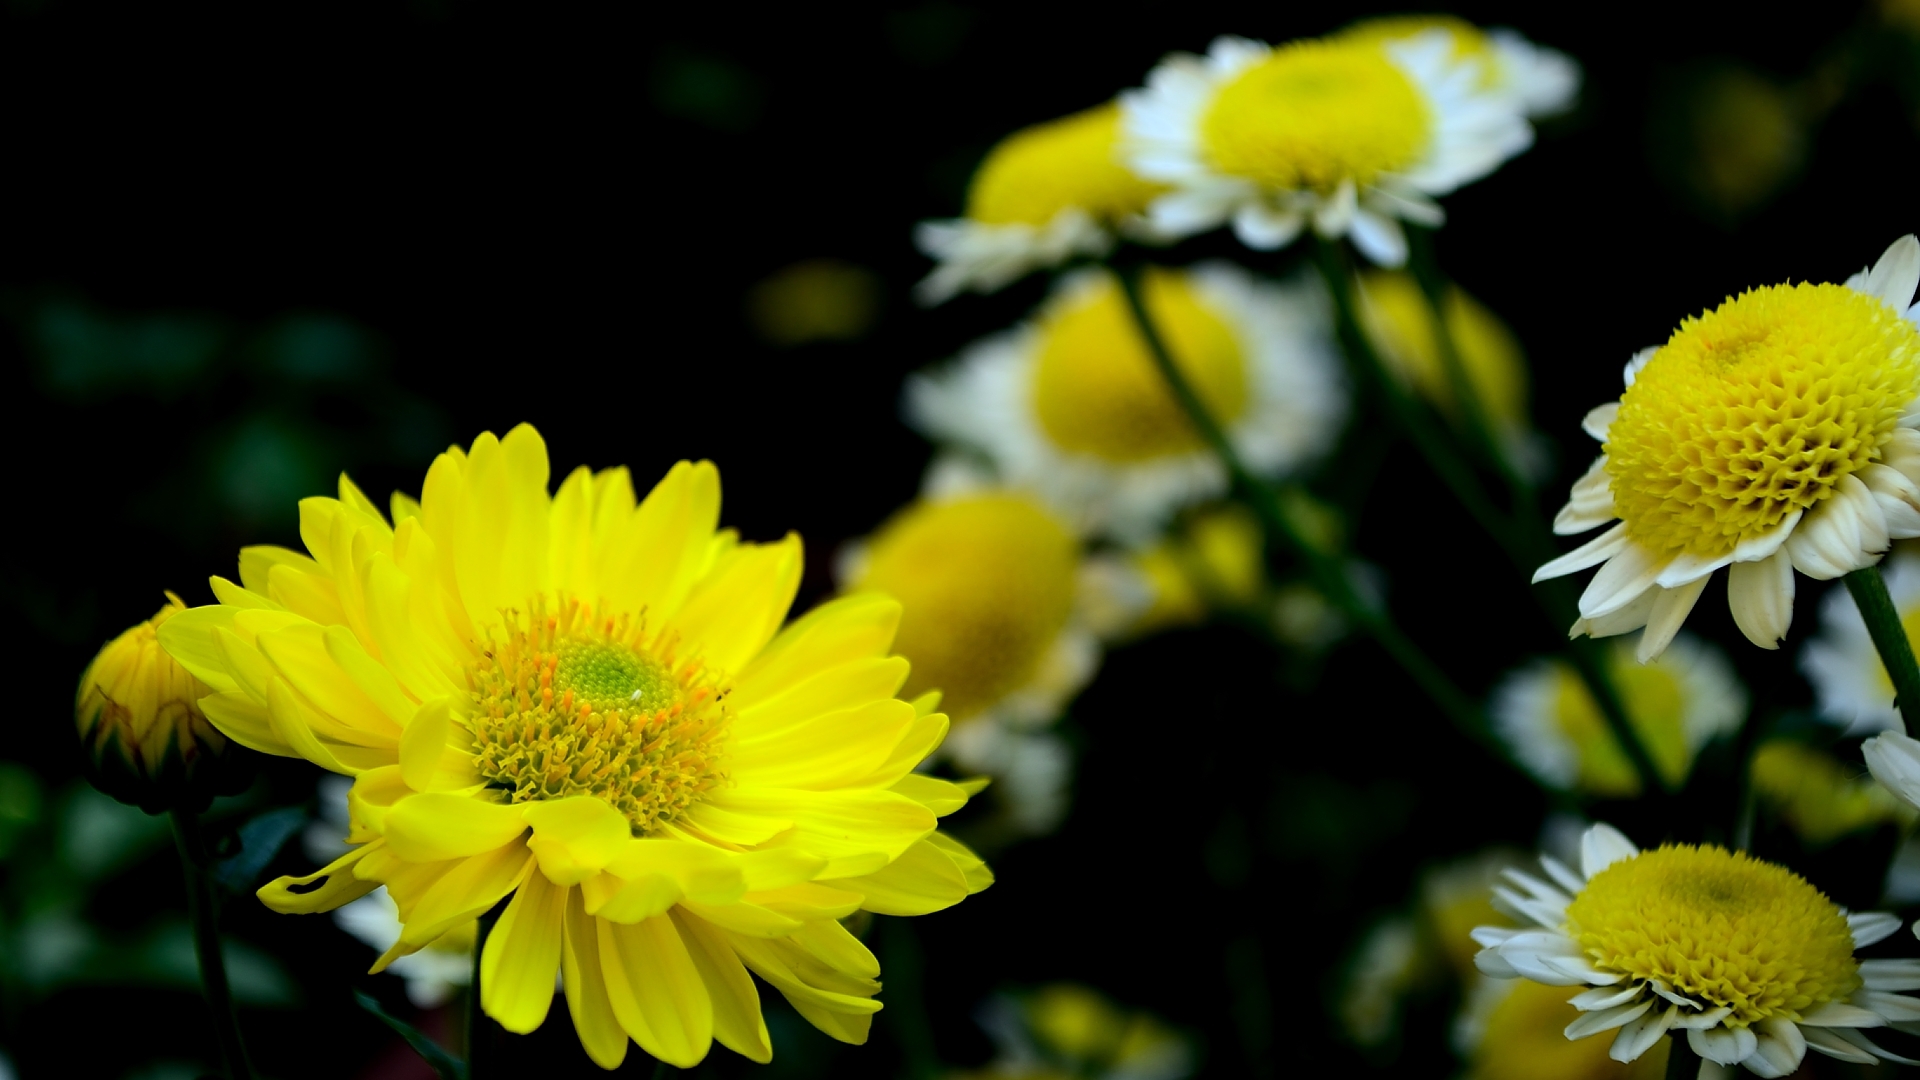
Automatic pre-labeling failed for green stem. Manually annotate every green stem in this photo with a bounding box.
[651,1060,672,1079]
[468,908,499,1079]
[171,808,255,1080]
[1664,1031,1701,1079]
[1114,257,1493,752]
[1846,565,1920,735]
[1313,238,1665,797]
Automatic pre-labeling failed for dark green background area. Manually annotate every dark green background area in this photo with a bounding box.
[0,1,1913,1077]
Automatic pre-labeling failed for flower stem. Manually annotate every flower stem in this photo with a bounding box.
[1113,256,1494,753]
[170,808,255,1080]
[1664,1031,1701,1079]
[468,907,499,1078]
[1846,564,1920,734]
[1311,238,1666,797]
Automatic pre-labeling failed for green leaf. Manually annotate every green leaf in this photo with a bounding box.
[212,806,308,894]
[355,989,469,1080]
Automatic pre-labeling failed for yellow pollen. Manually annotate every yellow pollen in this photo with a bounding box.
[1032,269,1250,462]
[1200,38,1430,193]
[1566,844,1859,1026]
[966,102,1164,228]
[467,598,728,834]
[1606,283,1920,557]
[853,494,1077,721]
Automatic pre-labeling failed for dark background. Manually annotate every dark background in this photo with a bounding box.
[1,1,1915,1077]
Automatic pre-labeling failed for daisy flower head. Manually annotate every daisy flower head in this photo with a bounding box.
[1338,16,1581,120]
[1802,548,1920,734]
[1536,236,1920,662]
[1473,822,1920,1075]
[1077,504,1267,640]
[908,262,1343,544]
[1456,978,1668,1080]
[1120,31,1534,265]
[915,102,1164,306]
[1490,633,1745,797]
[841,490,1095,836]
[156,425,991,1069]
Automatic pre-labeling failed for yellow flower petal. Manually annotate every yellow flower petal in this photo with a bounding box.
[599,915,714,1068]
[671,910,771,1063]
[561,886,629,1069]
[257,842,380,914]
[667,534,803,676]
[733,593,901,706]
[524,796,632,886]
[383,793,528,863]
[844,834,976,916]
[482,869,566,1034]
[730,698,914,789]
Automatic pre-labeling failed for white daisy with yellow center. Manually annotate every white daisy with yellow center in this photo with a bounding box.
[908,262,1342,543]
[1802,549,1920,734]
[915,102,1166,305]
[1537,236,1920,662]
[1474,823,1920,1075]
[1338,16,1580,120]
[1120,32,1533,265]
[1490,633,1744,797]
[841,491,1095,836]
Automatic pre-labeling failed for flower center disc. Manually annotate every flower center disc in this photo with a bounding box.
[967,103,1162,228]
[1200,39,1430,192]
[1606,283,1920,557]
[1031,270,1250,462]
[1566,844,1859,1025]
[468,599,728,834]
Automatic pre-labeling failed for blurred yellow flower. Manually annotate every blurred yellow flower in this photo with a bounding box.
[916,102,1164,304]
[1490,634,1744,797]
[1750,739,1914,845]
[910,264,1342,542]
[1537,236,1920,661]
[75,592,251,813]
[1458,978,1667,1080]
[1802,548,1920,734]
[951,984,1191,1080]
[746,258,881,346]
[1082,505,1267,638]
[846,492,1093,834]
[1122,32,1534,264]
[1338,16,1580,119]
[158,425,990,1069]
[1357,270,1528,435]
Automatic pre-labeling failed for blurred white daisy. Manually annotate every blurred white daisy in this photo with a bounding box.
[1339,16,1580,120]
[1802,548,1920,734]
[909,262,1343,544]
[1120,32,1533,265]
[1490,633,1745,797]
[1474,822,1920,1075]
[916,102,1165,305]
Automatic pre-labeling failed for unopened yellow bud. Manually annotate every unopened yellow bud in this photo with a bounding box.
[75,593,253,813]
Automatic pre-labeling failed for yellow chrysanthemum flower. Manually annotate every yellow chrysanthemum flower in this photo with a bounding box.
[1537,236,1920,662]
[843,492,1094,836]
[1338,16,1580,119]
[1489,633,1745,797]
[915,102,1165,305]
[156,425,991,1069]
[1121,32,1533,265]
[1475,823,1920,1073]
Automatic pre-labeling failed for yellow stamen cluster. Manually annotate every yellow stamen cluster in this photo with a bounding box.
[1606,283,1920,557]
[1566,844,1860,1025]
[468,599,729,834]
[1201,39,1430,193]
[1032,269,1249,461]
[967,103,1163,228]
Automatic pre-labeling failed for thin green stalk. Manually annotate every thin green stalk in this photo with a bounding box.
[1664,1032,1701,1079]
[468,908,499,1079]
[1846,565,1920,734]
[1114,258,1492,750]
[652,1060,672,1079]
[171,809,255,1080]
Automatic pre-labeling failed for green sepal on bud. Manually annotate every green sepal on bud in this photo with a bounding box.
[75,592,255,814]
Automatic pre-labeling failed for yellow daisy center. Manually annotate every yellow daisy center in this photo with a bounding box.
[853,494,1077,721]
[468,598,729,834]
[1548,656,1688,796]
[967,102,1163,228]
[1606,283,1920,557]
[1200,39,1430,193]
[1566,844,1860,1026]
[1032,269,1250,462]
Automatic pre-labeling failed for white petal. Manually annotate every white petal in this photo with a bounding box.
[1861,958,1920,991]
[1538,854,1586,897]
[1622,346,1658,388]
[1864,732,1920,812]
[1802,1025,1880,1063]
[1535,521,1629,583]
[1609,1004,1677,1062]
[1850,911,1903,949]
[1650,980,1705,1009]
[1729,508,1802,563]
[1554,455,1617,535]
[1312,178,1357,235]
[1470,925,1520,947]
[1473,949,1520,978]
[1231,204,1305,250]
[1828,1026,1920,1064]
[1500,867,1573,906]
[1726,549,1795,649]
[1855,234,1920,311]
[1565,998,1653,1039]
[1347,209,1408,267]
[1570,984,1647,1011]
[1864,462,1920,538]
[1749,1018,1807,1077]
[1583,402,1619,441]
[1856,989,1920,1022]
[1581,823,1638,879]
[1638,576,1710,661]
[1571,588,1657,640]
[1690,1024,1758,1066]
[1799,1000,1887,1028]
[1671,1006,1734,1030]
[1788,477,1886,579]
[1580,541,1671,619]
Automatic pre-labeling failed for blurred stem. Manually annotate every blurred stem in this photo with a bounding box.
[1113,256,1494,752]
[1730,710,1777,853]
[1664,1032,1701,1079]
[652,1061,672,1079]
[170,808,255,1080]
[1313,237,1665,797]
[468,907,499,1078]
[881,917,939,1080]
[1847,565,1920,735]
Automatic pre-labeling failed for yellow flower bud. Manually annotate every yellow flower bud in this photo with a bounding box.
[75,593,252,813]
